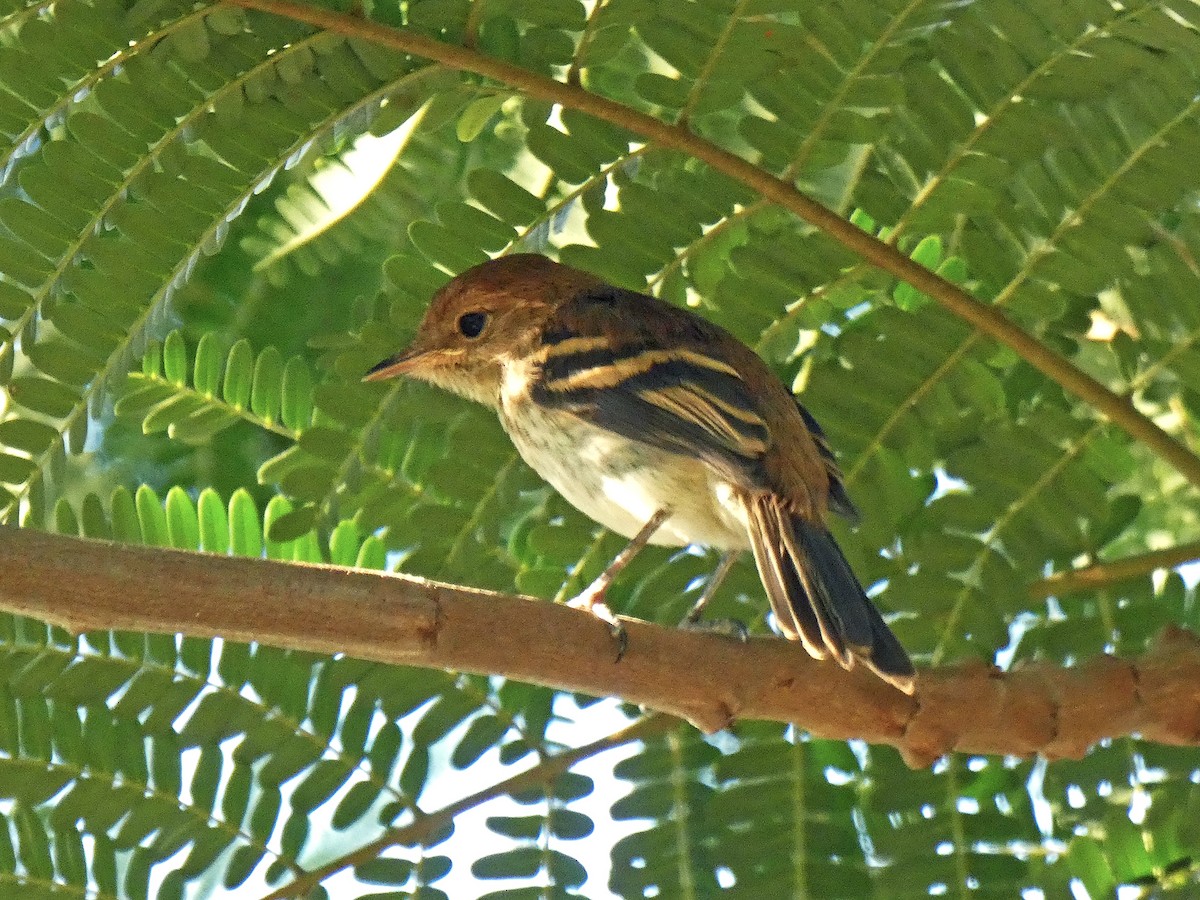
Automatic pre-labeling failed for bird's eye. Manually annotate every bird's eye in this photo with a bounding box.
[457,311,489,339]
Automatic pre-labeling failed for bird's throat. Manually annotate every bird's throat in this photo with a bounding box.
[418,365,503,409]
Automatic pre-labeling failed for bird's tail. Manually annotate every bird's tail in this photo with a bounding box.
[745,495,914,694]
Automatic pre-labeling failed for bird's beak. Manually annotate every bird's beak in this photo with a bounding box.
[364,347,460,382]
[364,348,424,381]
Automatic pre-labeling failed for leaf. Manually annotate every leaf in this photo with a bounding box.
[893,235,943,311]
[228,490,263,557]
[163,330,189,386]
[265,504,317,542]
[328,520,360,566]
[8,376,78,417]
[165,486,200,550]
[1,4,1199,898]
[280,357,313,432]
[135,485,168,547]
[450,715,507,769]
[193,332,225,397]
[224,340,255,410]
[356,535,387,570]
[290,761,353,814]
[0,419,58,456]
[332,781,380,831]
[456,94,509,143]
[0,452,34,484]
[251,346,284,425]
[408,220,489,272]
[468,168,545,225]
[355,857,414,885]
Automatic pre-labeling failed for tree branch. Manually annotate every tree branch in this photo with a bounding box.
[1030,540,1200,599]
[220,0,1200,491]
[4,528,1199,768]
[264,714,676,899]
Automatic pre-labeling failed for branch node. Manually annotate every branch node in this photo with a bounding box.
[1137,626,1200,745]
[422,587,444,650]
[1040,655,1138,759]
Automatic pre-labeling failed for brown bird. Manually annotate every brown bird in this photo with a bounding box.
[367,254,914,693]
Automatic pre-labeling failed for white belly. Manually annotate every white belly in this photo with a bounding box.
[500,389,751,550]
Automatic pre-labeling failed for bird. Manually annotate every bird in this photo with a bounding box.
[366,253,915,693]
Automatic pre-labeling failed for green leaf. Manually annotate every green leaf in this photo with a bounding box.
[163,330,189,386]
[0,198,73,255]
[332,781,380,831]
[0,452,34,484]
[114,380,172,420]
[198,488,230,554]
[456,94,509,143]
[53,498,79,535]
[80,493,110,539]
[223,845,262,891]
[165,486,200,550]
[46,657,135,704]
[408,220,489,272]
[0,282,32,318]
[356,535,387,570]
[280,357,313,432]
[486,814,543,839]
[328,520,359,566]
[111,487,140,543]
[1067,836,1115,899]
[894,235,943,311]
[0,419,56,456]
[550,808,594,840]
[143,394,206,435]
[193,332,225,397]
[248,786,282,844]
[9,376,78,417]
[251,346,283,424]
[472,847,542,879]
[223,339,255,411]
[291,761,353,814]
[169,405,238,444]
[356,857,414,885]
[468,168,545,225]
[228,489,263,558]
[451,715,508,769]
[136,485,169,546]
[265,504,317,543]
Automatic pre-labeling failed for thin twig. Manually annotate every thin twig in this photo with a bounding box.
[1030,540,1200,599]
[263,714,675,899]
[220,0,1200,490]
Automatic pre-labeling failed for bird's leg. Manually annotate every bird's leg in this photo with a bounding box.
[679,551,748,640]
[682,550,739,624]
[568,507,671,660]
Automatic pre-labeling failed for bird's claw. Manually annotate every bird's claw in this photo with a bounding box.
[679,614,750,642]
[610,619,629,662]
[567,593,628,662]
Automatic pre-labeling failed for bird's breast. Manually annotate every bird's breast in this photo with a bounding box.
[499,365,750,550]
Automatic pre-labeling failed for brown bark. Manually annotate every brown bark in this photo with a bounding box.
[2,528,1198,767]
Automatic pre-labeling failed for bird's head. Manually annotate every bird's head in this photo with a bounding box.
[364,254,601,407]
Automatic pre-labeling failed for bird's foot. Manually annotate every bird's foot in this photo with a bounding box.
[678,614,750,642]
[567,590,628,661]
[562,508,672,663]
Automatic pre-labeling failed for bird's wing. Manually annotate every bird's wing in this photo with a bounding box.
[528,285,773,487]
[793,400,858,523]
